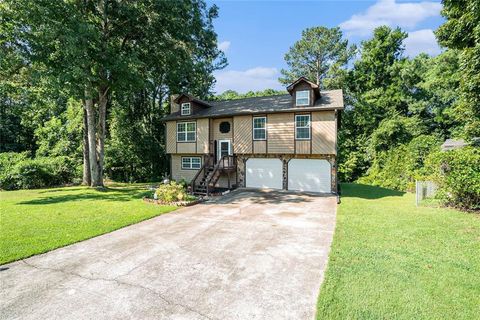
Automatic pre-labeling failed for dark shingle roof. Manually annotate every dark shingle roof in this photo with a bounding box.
[162,89,343,121]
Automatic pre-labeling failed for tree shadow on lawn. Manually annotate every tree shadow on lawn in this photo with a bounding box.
[18,187,150,205]
[340,183,405,199]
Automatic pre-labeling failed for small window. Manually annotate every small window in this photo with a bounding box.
[295,114,310,140]
[296,90,310,106]
[177,121,196,142]
[181,157,201,170]
[181,103,191,115]
[253,117,266,140]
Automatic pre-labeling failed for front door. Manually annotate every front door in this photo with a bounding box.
[217,140,232,161]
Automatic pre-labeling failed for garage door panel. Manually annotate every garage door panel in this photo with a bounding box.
[246,158,283,189]
[288,159,331,193]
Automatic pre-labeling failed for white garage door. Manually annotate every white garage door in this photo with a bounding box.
[288,159,331,193]
[246,158,283,189]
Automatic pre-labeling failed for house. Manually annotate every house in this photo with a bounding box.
[441,138,468,151]
[161,77,343,195]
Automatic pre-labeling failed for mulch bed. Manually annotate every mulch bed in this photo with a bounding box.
[143,197,204,207]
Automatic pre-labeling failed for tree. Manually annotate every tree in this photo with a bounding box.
[279,26,356,89]
[3,0,226,187]
[435,0,480,139]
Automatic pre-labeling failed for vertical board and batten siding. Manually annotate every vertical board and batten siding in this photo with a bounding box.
[312,111,336,154]
[295,140,310,154]
[212,118,233,141]
[267,113,294,154]
[253,140,267,154]
[171,155,201,182]
[233,116,252,154]
[196,118,209,153]
[166,121,176,154]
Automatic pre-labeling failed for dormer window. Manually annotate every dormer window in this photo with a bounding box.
[296,90,310,106]
[181,103,191,115]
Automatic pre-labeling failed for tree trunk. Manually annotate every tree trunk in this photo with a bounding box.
[85,95,101,187]
[82,102,91,186]
[96,87,108,186]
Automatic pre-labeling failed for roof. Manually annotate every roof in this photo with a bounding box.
[162,89,344,121]
[286,76,319,93]
[441,139,468,151]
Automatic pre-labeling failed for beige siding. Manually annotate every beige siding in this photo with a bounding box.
[196,118,209,154]
[295,140,310,154]
[171,155,201,183]
[267,113,294,154]
[214,172,237,188]
[166,121,176,154]
[212,118,233,141]
[253,140,267,154]
[177,142,196,154]
[312,111,336,154]
[233,115,252,154]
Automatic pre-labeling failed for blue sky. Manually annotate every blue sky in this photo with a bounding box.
[209,0,444,93]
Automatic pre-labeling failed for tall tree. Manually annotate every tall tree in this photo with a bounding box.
[3,0,226,187]
[279,26,356,89]
[435,0,480,139]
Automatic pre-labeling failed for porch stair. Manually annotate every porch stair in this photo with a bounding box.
[190,155,237,196]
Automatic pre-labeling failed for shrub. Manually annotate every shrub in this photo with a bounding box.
[155,181,189,203]
[359,135,440,191]
[0,153,79,190]
[426,147,480,210]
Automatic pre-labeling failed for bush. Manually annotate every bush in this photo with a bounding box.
[359,135,440,191]
[0,153,80,190]
[155,181,189,203]
[426,147,480,210]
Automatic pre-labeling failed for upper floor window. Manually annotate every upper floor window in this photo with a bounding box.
[253,117,266,140]
[177,121,196,142]
[295,114,310,140]
[181,102,191,115]
[296,90,310,106]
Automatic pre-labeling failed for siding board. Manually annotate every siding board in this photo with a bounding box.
[166,121,176,154]
[267,113,294,154]
[233,115,252,154]
[312,111,336,154]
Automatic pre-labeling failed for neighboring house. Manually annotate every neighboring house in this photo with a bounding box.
[161,77,344,195]
[441,139,468,151]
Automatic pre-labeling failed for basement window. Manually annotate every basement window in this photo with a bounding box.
[182,157,201,170]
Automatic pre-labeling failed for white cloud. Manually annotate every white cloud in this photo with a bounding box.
[214,67,283,93]
[218,41,231,52]
[404,29,442,57]
[340,0,442,36]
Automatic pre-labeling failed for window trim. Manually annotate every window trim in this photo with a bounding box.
[181,102,191,115]
[296,90,310,106]
[181,156,202,170]
[295,114,311,140]
[176,121,196,142]
[252,116,267,141]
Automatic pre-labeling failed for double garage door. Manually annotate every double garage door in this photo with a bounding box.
[245,158,331,193]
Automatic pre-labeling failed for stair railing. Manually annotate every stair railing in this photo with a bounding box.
[190,155,213,194]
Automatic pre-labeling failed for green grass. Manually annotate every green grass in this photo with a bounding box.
[317,183,480,319]
[0,184,176,265]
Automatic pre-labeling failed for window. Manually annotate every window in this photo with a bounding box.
[295,115,310,140]
[181,157,201,170]
[181,103,191,115]
[177,122,196,142]
[296,90,310,106]
[253,117,266,140]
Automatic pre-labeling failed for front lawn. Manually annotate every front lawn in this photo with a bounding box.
[0,184,176,265]
[317,183,480,320]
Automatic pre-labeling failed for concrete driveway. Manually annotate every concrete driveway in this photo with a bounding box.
[0,189,336,320]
